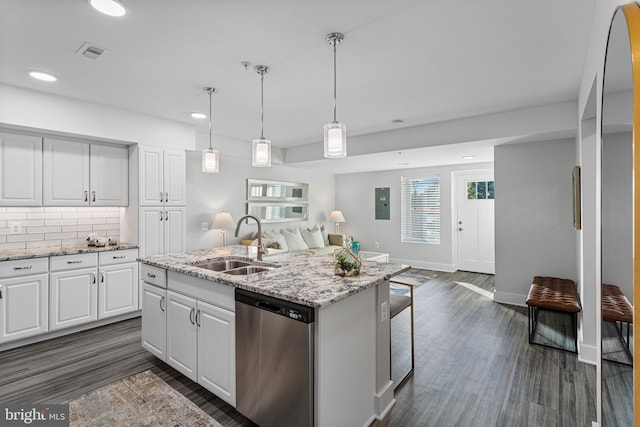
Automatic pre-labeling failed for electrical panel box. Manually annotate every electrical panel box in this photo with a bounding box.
[375,187,390,220]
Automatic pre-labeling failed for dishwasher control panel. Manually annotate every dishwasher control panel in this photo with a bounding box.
[236,288,314,324]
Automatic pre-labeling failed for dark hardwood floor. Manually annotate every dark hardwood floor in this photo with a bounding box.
[0,269,597,426]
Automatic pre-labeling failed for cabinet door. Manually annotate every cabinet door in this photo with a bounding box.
[163,149,186,206]
[166,290,197,381]
[197,300,236,406]
[0,273,48,343]
[43,138,90,206]
[90,144,128,206]
[164,207,186,255]
[0,132,42,206]
[141,282,166,361]
[139,147,163,206]
[49,267,97,331]
[98,262,139,319]
[139,208,164,258]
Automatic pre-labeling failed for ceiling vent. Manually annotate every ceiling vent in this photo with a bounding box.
[75,42,109,60]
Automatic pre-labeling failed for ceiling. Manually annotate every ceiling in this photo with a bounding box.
[0,0,595,171]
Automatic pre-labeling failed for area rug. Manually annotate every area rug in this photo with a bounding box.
[68,370,223,427]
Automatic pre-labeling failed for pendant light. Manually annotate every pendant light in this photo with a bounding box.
[324,32,347,159]
[252,65,271,167]
[202,87,220,173]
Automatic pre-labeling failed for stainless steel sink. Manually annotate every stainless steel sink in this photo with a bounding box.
[223,266,276,275]
[194,259,252,271]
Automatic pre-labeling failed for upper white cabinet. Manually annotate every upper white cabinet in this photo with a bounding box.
[90,144,128,206]
[139,147,185,207]
[43,138,128,206]
[139,207,186,257]
[0,132,42,206]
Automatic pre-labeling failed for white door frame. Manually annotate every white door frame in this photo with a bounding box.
[451,169,495,273]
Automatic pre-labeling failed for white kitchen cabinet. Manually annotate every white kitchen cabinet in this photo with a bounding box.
[0,132,42,206]
[139,207,186,257]
[0,273,49,343]
[90,144,128,206]
[166,290,198,381]
[139,147,186,207]
[43,138,90,206]
[49,267,98,331]
[98,262,139,319]
[43,138,128,206]
[197,300,236,406]
[141,282,166,361]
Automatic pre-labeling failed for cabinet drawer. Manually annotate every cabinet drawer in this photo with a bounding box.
[168,271,234,312]
[0,257,49,279]
[141,264,167,288]
[50,253,98,272]
[99,249,139,266]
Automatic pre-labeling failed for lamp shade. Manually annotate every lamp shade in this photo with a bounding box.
[330,210,346,223]
[324,122,347,158]
[252,138,271,167]
[212,211,235,229]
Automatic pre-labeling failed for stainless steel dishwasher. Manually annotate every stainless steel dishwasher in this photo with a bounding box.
[235,288,314,427]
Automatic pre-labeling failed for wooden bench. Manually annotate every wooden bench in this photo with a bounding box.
[602,283,633,363]
[525,276,581,353]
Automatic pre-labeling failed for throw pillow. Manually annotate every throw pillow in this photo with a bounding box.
[301,225,325,249]
[280,228,309,251]
[319,224,330,246]
[262,230,289,251]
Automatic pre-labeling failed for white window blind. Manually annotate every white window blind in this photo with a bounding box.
[401,176,440,244]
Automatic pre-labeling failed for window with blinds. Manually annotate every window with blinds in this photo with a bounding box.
[401,176,440,244]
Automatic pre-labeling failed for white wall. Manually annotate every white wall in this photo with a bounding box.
[494,138,577,305]
[334,162,493,271]
[0,84,195,150]
[185,151,335,250]
[601,131,632,299]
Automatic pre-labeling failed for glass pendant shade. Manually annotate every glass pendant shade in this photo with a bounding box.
[202,148,219,173]
[252,138,271,167]
[324,121,347,158]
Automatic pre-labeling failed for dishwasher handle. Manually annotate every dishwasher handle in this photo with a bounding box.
[257,300,282,313]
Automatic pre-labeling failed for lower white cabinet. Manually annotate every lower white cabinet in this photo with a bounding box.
[0,273,49,343]
[49,267,98,331]
[165,288,236,406]
[141,282,167,361]
[98,262,139,319]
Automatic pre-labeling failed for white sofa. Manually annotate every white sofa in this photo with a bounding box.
[241,225,347,256]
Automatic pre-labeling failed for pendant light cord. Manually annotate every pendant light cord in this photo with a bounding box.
[260,72,265,139]
[333,41,337,123]
[208,88,213,150]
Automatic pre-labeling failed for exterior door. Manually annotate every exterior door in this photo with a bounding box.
[456,171,495,274]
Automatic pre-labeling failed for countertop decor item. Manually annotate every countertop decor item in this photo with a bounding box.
[334,247,361,277]
[324,32,347,158]
[252,65,272,167]
[202,87,220,173]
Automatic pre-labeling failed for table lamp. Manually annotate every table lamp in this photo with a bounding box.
[329,210,346,234]
[212,211,235,246]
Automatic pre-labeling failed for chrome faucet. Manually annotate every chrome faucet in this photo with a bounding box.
[234,214,265,261]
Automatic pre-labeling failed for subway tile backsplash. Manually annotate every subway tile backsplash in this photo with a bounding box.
[0,207,121,251]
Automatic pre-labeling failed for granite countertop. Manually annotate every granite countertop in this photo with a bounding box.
[0,243,139,262]
[138,245,410,308]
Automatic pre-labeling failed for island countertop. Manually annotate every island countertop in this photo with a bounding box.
[138,245,410,308]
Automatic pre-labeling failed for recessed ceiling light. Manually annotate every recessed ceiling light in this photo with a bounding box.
[398,162,410,166]
[28,71,57,82]
[392,119,404,125]
[190,112,207,119]
[462,155,475,160]
[89,0,127,17]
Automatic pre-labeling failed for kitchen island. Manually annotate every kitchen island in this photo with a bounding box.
[139,245,409,427]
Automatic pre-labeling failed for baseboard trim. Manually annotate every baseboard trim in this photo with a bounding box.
[390,258,456,273]
[493,291,527,307]
[578,341,597,365]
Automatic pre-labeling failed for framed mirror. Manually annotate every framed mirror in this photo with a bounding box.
[247,179,309,202]
[601,4,639,425]
[246,202,309,223]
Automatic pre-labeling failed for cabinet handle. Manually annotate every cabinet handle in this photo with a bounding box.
[84,190,89,202]
[196,309,201,327]
[100,272,105,283]
[67,260,83,264]
[92,190,96,202]
[160,296,165,312]
[146,272,156,278]
[164,192,169,203]
[13,265,32,270]
[0,286,2,299]
[189,307,195,325]
[160,192,164,203]
[112,255,126,259]
[164,211,168,221]
[159,210,163,221]
[91,272,97,284]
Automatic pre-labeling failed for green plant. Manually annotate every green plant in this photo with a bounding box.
[336,253,358,272]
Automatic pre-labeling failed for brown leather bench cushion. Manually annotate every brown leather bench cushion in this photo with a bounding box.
[526,276,581,313]
[602,283,633,323]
